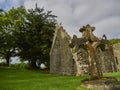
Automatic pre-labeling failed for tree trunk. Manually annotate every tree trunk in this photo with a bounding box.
[6,56,10,66]
[30,60,38,69]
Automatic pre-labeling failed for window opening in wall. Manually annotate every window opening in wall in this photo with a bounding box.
[115,57,119,65]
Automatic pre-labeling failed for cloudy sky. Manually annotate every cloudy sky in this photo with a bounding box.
[0,0,120,39]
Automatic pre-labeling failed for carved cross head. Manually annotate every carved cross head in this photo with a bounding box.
[79,24,95,33]
[79,24,98,42]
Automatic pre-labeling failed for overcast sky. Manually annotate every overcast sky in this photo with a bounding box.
[0,0,120,39]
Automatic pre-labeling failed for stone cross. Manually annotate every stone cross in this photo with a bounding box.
[70,24,104,79]
[80,24,103,78]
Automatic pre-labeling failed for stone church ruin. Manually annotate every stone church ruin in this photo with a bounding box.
[50,24,118,76]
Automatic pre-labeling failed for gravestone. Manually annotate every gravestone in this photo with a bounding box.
[75,25,120,90]
[70,24,104,78]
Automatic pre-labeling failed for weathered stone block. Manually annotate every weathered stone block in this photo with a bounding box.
[81,77,120,90]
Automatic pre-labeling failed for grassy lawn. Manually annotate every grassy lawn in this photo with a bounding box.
[0,67,120,90]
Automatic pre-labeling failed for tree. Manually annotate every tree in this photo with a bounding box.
[0,6,27,66]
[16,5,57,69]
[109,39,120,45]
[0,5,56,68]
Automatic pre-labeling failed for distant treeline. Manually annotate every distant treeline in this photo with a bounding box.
[109,39,120,45]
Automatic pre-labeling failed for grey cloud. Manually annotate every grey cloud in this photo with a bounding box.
[93,16,120,39]
[23,0,120,39]
[0,0,4,3]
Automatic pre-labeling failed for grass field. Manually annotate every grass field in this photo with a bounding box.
[0,67,120,90]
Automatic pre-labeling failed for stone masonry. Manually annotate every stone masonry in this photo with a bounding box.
[113,43,120,71]
[50,24,74,75]
[50,24,118,76]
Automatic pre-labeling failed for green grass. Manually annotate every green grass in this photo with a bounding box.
[0,67,120,90]
[0,67,87,90]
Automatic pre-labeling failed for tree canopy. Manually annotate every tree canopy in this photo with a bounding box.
[0,5,57,68]
[0,6,27,66]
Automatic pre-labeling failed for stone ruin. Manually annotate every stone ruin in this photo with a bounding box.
[113,43,120,71]
[50,24,118,76]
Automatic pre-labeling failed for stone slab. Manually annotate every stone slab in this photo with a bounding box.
[81,77,120,90]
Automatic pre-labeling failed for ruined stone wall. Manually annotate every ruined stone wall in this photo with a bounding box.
[50,25,118,76]
[50,25,74,75]
[113,43,120,71]
[72,47,89,76]
[72,43,117,76]
[97,44,117,73]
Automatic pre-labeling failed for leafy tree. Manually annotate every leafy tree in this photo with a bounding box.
[0,6,27,66]
[16,5,57,69]
[0,5,56,68]
[109,39,120,45]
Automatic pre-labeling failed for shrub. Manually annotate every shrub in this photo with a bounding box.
[10,63,29,69]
